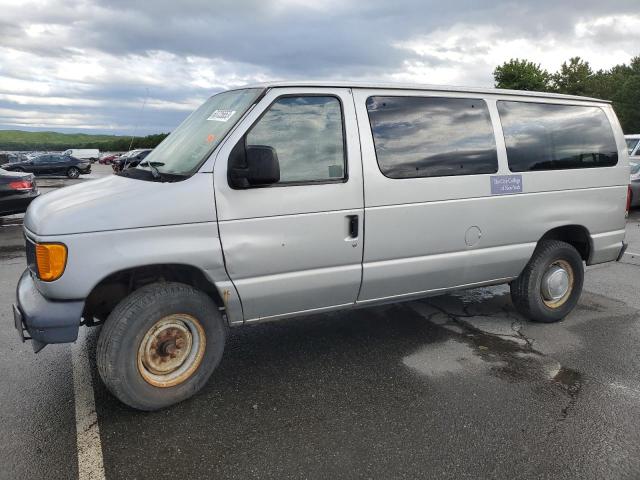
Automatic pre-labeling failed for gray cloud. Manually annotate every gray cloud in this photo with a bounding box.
[0,0,638,134]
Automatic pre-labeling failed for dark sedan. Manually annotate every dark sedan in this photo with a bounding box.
[1,153,91,179]
[111,149,152,172]
[0,168,39,216]
[630,160,640,208]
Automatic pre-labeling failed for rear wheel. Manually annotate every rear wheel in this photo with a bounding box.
[510,240,584,323]
[67,167,80,178]
[96,282,226,410]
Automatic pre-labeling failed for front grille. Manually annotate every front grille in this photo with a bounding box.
[24,235,37,275]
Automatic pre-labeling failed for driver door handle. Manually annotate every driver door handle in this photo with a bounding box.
[347,215,359,239]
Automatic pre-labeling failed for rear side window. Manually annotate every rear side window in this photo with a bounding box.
[497,101,618,172]
[366,96,498,179]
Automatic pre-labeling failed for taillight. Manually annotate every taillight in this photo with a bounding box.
[9,180,32,191]
[627,185,632,218]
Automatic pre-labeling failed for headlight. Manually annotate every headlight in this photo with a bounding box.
[35,243,67,281]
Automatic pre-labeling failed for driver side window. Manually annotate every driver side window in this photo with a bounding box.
[246,96,346,184]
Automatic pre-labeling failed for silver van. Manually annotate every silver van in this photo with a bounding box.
[13,82,630,410]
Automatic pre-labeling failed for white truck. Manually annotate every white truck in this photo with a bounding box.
[62,149,100,161]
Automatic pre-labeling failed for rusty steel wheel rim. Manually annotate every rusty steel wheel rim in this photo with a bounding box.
[541,259,574,309]
[137,314,206,388]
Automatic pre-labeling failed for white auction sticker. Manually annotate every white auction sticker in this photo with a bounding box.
[207,110,236,122]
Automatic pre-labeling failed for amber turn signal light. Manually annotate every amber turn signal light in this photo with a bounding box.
[35,243,67,281]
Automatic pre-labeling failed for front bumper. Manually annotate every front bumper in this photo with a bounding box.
[13,269,84,352]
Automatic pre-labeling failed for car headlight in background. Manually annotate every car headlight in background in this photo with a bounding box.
[35,243,67,281]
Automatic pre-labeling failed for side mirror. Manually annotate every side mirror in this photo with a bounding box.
[228,142,280,188]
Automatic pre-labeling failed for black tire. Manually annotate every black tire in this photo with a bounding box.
[510,240,584,323]
[96,282,226,410]
[67,167,80,179]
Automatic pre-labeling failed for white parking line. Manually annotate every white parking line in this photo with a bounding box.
[621,251,640,266]
[72,328,106,480]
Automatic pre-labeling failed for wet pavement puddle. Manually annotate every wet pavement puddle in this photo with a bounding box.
[403,286,583,428]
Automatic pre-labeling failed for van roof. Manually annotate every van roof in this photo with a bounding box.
[240,80,611,104]
[625,134,640,139]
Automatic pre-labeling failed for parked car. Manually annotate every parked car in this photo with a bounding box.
[1,152,91,178]
[0,168,39,216]
[62,149,100,162]
[111,149,152,172]
[630,161,640,208]
[13,82,630,411]
[0,152,23,164]
[626,134,640,157]
[98,153,120,164]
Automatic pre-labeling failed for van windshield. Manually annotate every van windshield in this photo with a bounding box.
[136,88,263,177]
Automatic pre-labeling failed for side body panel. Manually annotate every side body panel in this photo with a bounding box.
[25,173,245,325]
[213,87,365,322]
[352,89,628,303]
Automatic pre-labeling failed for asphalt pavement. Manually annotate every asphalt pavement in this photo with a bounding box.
[1,167,639,479]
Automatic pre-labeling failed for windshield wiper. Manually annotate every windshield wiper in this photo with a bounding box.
[139,161,165,180]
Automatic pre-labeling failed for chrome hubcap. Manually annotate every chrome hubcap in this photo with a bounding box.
[541,265,570,301]
[541,259,574,309]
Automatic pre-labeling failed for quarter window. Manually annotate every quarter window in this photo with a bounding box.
[246,96,346,184]
[497,101,618,172]
[366,96,498,179]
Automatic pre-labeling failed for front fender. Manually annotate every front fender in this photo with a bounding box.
[24,222,243,324]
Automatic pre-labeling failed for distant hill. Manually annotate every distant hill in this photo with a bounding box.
[0,130,169,152]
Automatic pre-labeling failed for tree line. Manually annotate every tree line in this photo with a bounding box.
[494,56,640,133]
[91,133,170,152]
[0,132,169,152]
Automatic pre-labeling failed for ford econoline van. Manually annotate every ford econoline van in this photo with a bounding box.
[13,82,630,410]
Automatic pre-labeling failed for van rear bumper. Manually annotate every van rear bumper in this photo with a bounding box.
[589,230,627,265]
[616,242,628,262]
[13,270,84,352]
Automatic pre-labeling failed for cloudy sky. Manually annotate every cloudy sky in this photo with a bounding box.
[0,0,639,135]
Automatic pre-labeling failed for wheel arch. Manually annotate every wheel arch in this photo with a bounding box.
[82,263,235,326]
[537,224,592,263]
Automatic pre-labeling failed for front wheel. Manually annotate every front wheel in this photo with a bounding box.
[96,282,226,410]
[510,240,584,323]
[67,167,80,178]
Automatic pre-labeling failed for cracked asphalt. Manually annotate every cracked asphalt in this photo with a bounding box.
[1,169,639,479]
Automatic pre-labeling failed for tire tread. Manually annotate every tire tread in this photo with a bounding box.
[96,282,224,410]
[510,240,584,323]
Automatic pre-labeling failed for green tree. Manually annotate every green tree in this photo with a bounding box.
[552,57,593,95]
[492,55,640,133]
[494,59,552,91]
[613,74,640,134]
[585,56,640,133]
